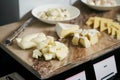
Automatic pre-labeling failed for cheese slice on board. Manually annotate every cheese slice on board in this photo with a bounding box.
[94,17,101,28]
[100,20,111,32]
[86,17,94,26]
[116,31,120,40]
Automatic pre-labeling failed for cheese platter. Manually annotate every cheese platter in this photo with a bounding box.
[0,1,120,79]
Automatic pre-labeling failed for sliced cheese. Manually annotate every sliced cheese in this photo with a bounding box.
[86,17,94,26]
[111,22,120,30]
[111,27,117,36]
[107,25,112,34]
[94,17,101,28]
[116,31,120,40]
[55,23,79,38]
[100,20,110,32]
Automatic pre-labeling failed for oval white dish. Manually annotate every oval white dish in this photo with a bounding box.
[81,0,120,11]
[32,4,80,24]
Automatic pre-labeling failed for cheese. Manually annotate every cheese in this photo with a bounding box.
[72,33,80,45]
[88,29,99,45]
[37,39,49,50]
[56,49,68,61]
[100,20,108,32]
[79,36,91,48]
[94,17,101,28]
[16,38,36,49]
[111,27,117,36]
[32,49,42,59]
[116,31,120,40]
[100,18,113,32]
[80,29,88,36]
[86,17,94,26]
[31,33,47,43]
[54,41,69,60]
[43,53,54,60]
[71,29,100,48]
[111,22,120,30]
[107,25,112,34]
[55,23,79,38]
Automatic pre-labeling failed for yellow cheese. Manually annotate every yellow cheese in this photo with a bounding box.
[80,29,88,36]
[86,17,94,26]
[79,36,91,48]
[116,30,120,40]
[107,25,112,34]
[111,27,117,36]
[100,19,112,32]
[94,17,101,28]
[111,22,120,30]
[55,23,79,38]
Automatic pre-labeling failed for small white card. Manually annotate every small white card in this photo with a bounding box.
[93,55,117,80]
[65,71,86,80]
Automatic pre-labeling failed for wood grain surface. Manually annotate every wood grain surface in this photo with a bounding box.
[0,1,120,79]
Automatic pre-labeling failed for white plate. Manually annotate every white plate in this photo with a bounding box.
[81,0,120,11]
[32,4,80,24]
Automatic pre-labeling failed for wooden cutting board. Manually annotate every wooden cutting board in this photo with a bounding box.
[0,1,120,79]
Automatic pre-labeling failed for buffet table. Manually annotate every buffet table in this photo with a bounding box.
[0,1,120,79]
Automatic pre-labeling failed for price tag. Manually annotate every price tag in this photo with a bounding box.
[65,71,86,80]
[93,55,117,80]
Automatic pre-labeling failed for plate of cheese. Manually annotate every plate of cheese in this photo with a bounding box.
[32,4,80,24]
[81,0,120,11]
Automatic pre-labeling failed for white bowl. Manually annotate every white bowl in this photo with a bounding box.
[81,0,120,11]
[32,4,80,24]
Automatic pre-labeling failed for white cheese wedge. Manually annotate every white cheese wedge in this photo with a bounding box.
[55,23,79,38]
[79,36,91,48]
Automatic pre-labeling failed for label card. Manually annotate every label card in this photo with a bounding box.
[93,55,117,80]
[65,71,86,80]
